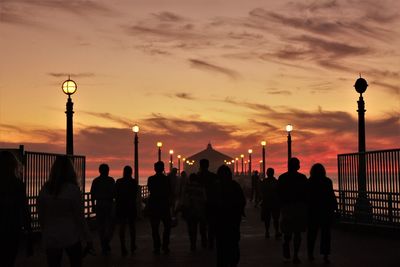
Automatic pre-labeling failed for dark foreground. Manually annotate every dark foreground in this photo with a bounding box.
[15,205,398,267]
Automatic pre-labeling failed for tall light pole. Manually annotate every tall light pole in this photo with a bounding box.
[177,155,181,175]
[286,124,293,170]
[240,154,244,175]
[157,142,162,161]
[169,149,174,173]
[354,76,371,221]
[248,149,253,176]
[62,78,77,155]
[261,141,266,178]
[235,158,239,176]
[132,124,139,182]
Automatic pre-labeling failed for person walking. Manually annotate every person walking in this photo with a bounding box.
[115,166,138,256]
[307,163,338,263]
[260,168,281,239]
[278,157,308,264]
[250,170,260,205]
[38,156,92,267]
[181,173,207,251]
[147,161,172,254]
[0,151,32,267]
[213,165,246,267]
[197,159,218,250]
[90,164,115,255]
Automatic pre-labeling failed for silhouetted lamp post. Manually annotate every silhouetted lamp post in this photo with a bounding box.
[177,155,181,175]
[248,149,253,176]
[261,141,266,177]
[62,78,77,155]
[157,142,162,161]
[286,124,293,169]
[235,158,239,176]
[240,154,244,175]
[132,124,139,182]
[169,149,174,172]
[354,76,371,220]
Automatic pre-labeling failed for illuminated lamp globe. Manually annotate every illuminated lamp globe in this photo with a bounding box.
[261,141,266,146]
[157,142,163,148]
[286,124,293,133]
[248,149,253,154]
[132,124,139,133]
[354,77,368,94]
[62,79,77,96]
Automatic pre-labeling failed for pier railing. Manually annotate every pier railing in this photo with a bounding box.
[334,189,400,229]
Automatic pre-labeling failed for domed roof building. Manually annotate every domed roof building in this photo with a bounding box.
[183,143,234,174]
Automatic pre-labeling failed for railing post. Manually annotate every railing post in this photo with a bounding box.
[388,193,393,224]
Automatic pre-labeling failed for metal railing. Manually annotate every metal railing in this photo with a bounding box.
[334,189,400,229]
[338,149,400,194]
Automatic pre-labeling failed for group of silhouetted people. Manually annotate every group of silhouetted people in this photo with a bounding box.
[1,150,337,267]
[258,157,337,264]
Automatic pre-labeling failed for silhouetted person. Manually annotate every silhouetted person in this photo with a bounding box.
[0,151,32,267]
[260,168,281,239]
[181,173,207,251]
[251,170,260,205]
[197,158,218,249]
[212,165,246,267]
[38,156,92,267]
[278,157,307,264]
[168,167,179,223]
[115,166,138,256]
[147,161,172,254]
[90,164,115,255]
[306,163,338,264]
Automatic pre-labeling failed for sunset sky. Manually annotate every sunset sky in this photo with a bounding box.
[1,0,399,186]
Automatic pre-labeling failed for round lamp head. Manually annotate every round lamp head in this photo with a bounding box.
[240,154,244,158]
[261,141,266,146]
[177,155,181,159]
[235,157,239,161]
[157,142,162,148]
[248,149,253,154]
[286,124,293,133]
[169,149,174,155]
[62,79,77,96]
[132,124,139,133]
[183,158,186,161]
[354,77,368,94]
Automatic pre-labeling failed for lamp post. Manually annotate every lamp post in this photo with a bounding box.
[132,124,139,182]
[62,78,77,155]
[235,158,239,176]
[177,155,181,175]
[354,76,371,221]
[157,142,162,161]
[248,149,253,176]
[286,124,293,170]
[240,154,244,175]
[261,141,266,178]
[169,149,174,172]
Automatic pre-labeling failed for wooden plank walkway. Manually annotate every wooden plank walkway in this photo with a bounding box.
[15,205,398,267]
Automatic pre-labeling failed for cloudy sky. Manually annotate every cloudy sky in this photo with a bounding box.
[1,0,399,185]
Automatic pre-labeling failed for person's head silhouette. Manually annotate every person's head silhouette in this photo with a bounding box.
[199,159,209,171]
[266,167,274,178]
[123,165,133,178]
[180,171,187,178]
[170,167,178,176]
[99,164,109,176]
[189,173,198,182]
[310,163,326,179]
[48,156,77,195]
[288,157,300,172]
[217,165,232,182]
[154,161,165,174]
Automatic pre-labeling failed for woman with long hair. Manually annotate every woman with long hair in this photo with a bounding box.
[306,163,338,264]
[38,156,92,267]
